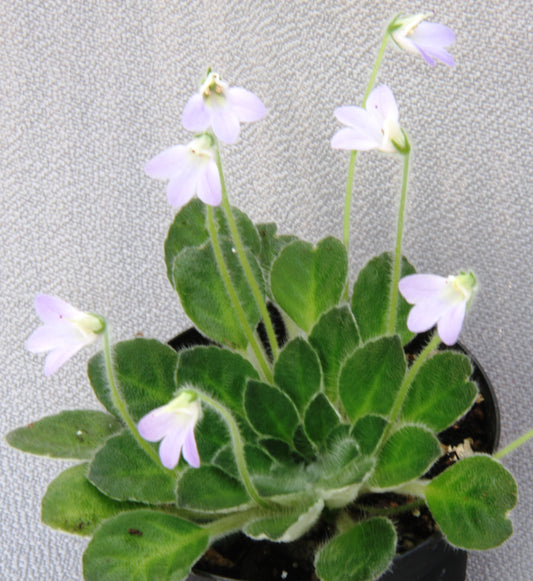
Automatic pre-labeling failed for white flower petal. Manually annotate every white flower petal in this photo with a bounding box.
[437,301,466,346]
[366,84,399,125]
[331,127,381,151]
[138,408,179,442]
[211,107,241,144]
[159,425,188,469]
[34,294,82,324]
[43,344,85,376]
[399,274,447,303]
[182,93,210,132]
[196,160,222,206]
[406,296,451,333]
[182,427,200,468]
[166,165,198,208]
[145,145,187,180]
[228,87,266,122]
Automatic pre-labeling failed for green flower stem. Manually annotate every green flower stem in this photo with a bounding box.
[342,31,390,298]
[196,391,272,509]
[387,151,410,334]
[206,206,273,382]
[377,333,441,452]
[354,497,426,518]
[215,147,280,360]
[204,508,262,539]
[494,427,533,460]
[101,325,166,469]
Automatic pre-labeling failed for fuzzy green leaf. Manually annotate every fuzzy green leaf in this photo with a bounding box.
[339,336,406,423]
[88,431,176,504]
[350,414,387,455]
[5,410,121,459]
[304,393,342,448]
[256,222,298,282]
[351,252,415,344]
[309,306,360,401]
[42,463,137,536]
[177,466,250,512]
[315,517,396,581]
[271,237,347,332]
[244,380,299,443]
[401,351,478,432]
[88,338,178,421]
[372,425,442,488]
[83,510,209,581]
[244,499,324,541]
[173,240,264,349]
[274,337,321,413]
[425,455,517,549]
[177,345,259,420]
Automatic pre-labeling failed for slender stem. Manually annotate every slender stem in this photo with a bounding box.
[494,427,533,460]
[196,391,272,509]
[387,152,410,334]
[342,32,390,298]
[355,497,425,518]
[204,507,262,539]
[206,206,273,382]
[101,325,166,469]
[215,147,279,360]
[376,333,441,453]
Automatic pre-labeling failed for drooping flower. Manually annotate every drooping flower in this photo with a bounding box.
[331,84,408,154]
[399,271,477,346]
[182,70,266,144]
[389,14,456,67]
[138,390,201,469]
[26,294,104,376]
[145,133,222,208]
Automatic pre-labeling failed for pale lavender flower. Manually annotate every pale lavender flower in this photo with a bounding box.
[399,271,477,346]
[390,14,456,67]
[331,84,408,153]
[182,71,266,144]
[138,391,201,469]
[145,134,221,209]
[26,294,104,376]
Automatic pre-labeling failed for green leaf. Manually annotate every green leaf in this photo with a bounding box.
[165,199,209,281]
[309,306,360,401]
[173,240,264,349]
[89,431,176,504]
[274,337,321,413]
[42,463,137,536]
[350,414,387,455]
[244,380,299,443]
[252,464,310,497]
[351,252,416,344]
[425,455,517,549]
[304,393,341,448]
[215,205,261,256]
[83,509,209,581]
[195,406,231,463]
[339,336,406,423]
[271,237,347,332]
[244,499,324,541]
[315,517,396,581]
[5,410,121,459]
[256,222,297,285]
[177,345,259,419]
[88,338,178,421]
[372,425,442,488]
[177,466,250,512]
[401,351,478,432]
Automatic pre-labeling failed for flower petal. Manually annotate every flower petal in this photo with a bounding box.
[399,274,447,303]
[34,294,82,324]
[159,425,187,469]
[165,165,198,208]
[43,344,85,376]
[437,301,466,346]
[145,145,187,180]
[138,409,179,442]
[26,324,84,353]
[182,427,200,468]
[366,85,399,125]
[182,93,210,132]
[196,160,222,206]
[228,87,266,122]
[406,296,452,333]
[331,127,382,151]
[211,107,241,144]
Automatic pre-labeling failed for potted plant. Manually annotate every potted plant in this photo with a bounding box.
[6,13,531,581]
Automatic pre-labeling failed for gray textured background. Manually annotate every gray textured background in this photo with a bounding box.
[1,1,532,579]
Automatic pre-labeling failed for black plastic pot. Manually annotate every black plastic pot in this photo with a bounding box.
[169,328,499,581]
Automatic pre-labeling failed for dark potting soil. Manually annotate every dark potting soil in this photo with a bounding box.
[193,383,495,581]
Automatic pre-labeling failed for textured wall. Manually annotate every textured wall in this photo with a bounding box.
[1,1,532,579]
